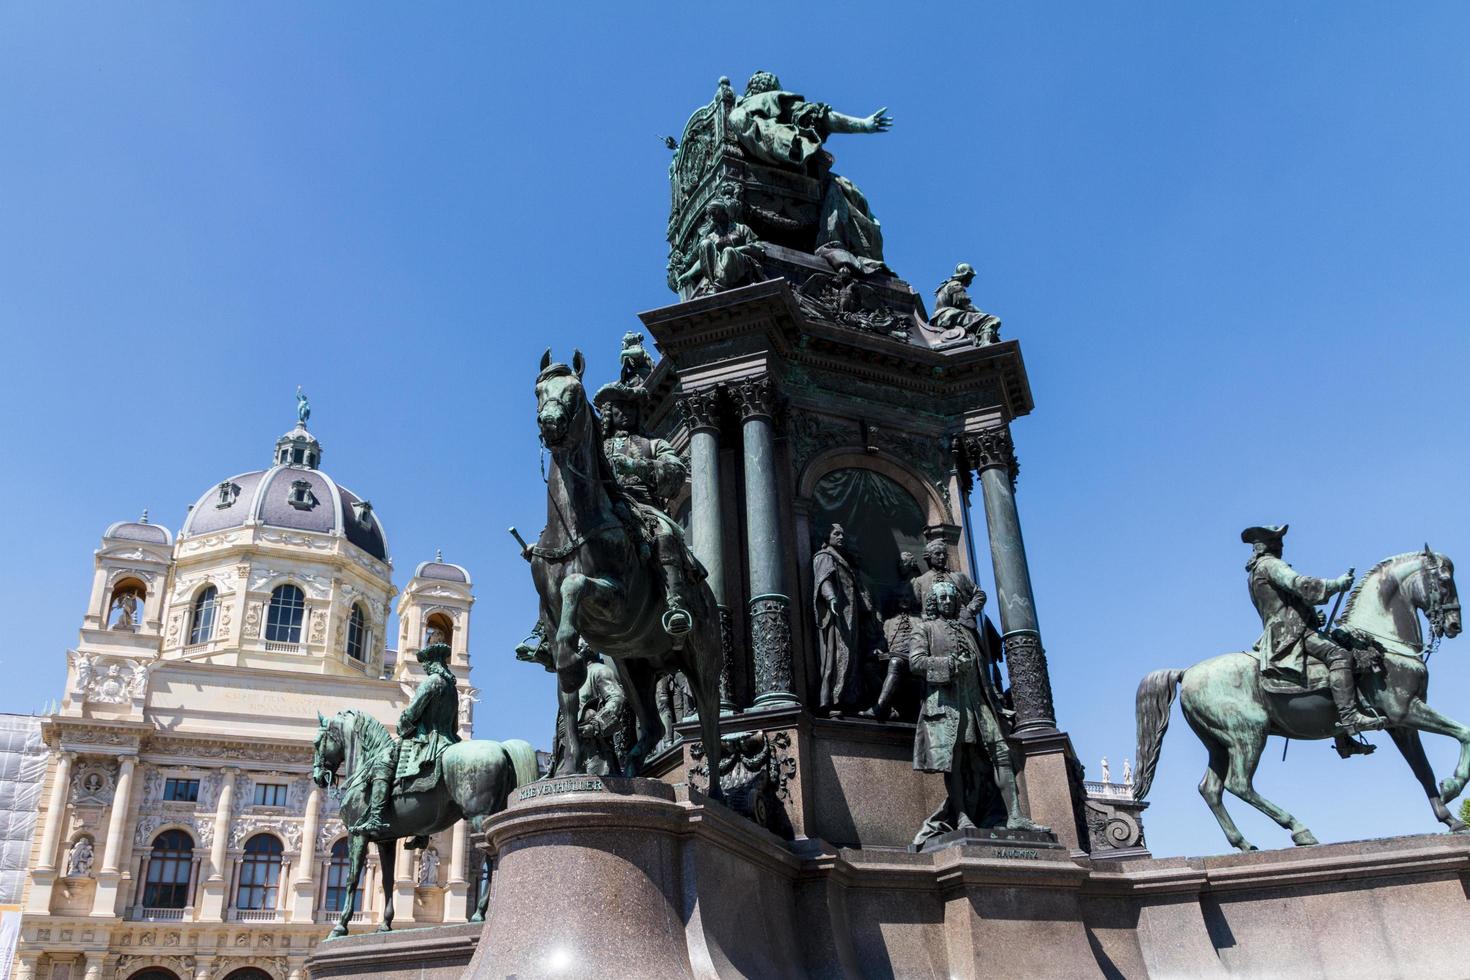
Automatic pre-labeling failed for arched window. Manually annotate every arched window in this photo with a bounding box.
[222,970,273,980]
[424,611,453,649]
[189,586,218,645]
[142,829,194,909]
[346,604,368,662]
[265,585,305,643]
[236,833,283,910]
[128,970,182,980]
[323,837,363,912]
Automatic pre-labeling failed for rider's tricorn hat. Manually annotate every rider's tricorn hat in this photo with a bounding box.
[1240,524,1289,545]
[592,381,649,411]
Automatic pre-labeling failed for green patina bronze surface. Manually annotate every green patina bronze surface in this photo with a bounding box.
[1135,536,1467,852]
[311,642,539,940]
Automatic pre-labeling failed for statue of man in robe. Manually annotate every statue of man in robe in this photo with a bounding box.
[727,71,893,262]
[812,524,875,716]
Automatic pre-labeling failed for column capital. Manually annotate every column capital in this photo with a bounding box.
[676,385,725,433]
[732,376,778,423]
[117,753,139,767]
[57,749,77,763]
[959,427,1019,485]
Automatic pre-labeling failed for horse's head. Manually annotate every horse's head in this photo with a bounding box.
[1421,546,1462,640]
[535,348,587,450]
[312,710,346,788]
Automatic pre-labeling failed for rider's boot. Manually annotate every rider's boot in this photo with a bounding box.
[1334,734,1377,758]
[659,560,693,636]
[352,775,392,839]
[1328,661,1385,735]
[860,660,904,720]
[994,752,1051,834]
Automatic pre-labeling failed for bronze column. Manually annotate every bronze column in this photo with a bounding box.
[964,426,1057,734]
[679,386,736,712]
[735,377,797,709]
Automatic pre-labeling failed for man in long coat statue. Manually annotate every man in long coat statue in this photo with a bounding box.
[910,581,1047,847]
[812,524,874,715]
[353,640,461,838]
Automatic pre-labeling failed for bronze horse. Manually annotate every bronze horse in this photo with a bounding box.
[311,709,539,937]
[1135,548,1465,851]
[531,349,725,795]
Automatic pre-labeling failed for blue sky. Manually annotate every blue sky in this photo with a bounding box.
[2,4,1467,859]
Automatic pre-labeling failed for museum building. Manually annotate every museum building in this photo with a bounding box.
[13,414,483,980]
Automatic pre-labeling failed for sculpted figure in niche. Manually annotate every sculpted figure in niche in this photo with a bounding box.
[675,198,765,296]
[910,582,1049,847]
[65,836,94,877]
[812,524,876,716]
[110,589,140,631]
[549,642,629,776]
[862,552,923,722]
[416,846,440,887]
[727,71,892,262]
[931,263,1002,346]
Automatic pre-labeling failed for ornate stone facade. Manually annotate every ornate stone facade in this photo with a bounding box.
[16,416,485,980]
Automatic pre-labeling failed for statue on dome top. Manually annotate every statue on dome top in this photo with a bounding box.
[296,385,311,427]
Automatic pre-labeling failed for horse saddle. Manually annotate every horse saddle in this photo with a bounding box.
[1257,652,1329,696]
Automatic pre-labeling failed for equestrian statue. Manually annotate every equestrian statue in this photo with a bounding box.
[523,347,726,794]
[1134,526,1465,851]
[311,641,539,938]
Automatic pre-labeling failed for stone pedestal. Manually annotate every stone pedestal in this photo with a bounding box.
[305,922,482,979]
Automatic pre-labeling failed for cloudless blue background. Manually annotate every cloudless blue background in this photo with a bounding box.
[2,4,1467,859]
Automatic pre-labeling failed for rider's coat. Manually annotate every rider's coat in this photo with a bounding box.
[1246,553,1334,679]
[395,666,460,794]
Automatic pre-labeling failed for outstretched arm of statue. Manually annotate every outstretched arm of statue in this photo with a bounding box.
[827,106,893,135]
[1263,558,1334,605]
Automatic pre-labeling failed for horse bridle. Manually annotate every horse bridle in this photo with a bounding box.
[1422,549,1459,659]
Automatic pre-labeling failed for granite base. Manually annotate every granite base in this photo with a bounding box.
[302,921,481,979]
[460,776,1470,979]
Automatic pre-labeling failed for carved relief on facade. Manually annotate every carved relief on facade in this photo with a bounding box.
[229,817,302,853]
[178,531,240,554]
[308,607,326,645]
[70,653,149,705]
[70,760,118,804]
[115,956,197,980]
[209,956,287,980]
[242,602,262,638]
[316,817,346,855]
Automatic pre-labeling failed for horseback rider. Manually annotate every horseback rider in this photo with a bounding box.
[353,638,461,839]
[592,379,696,635]
[1242,525,1384,743]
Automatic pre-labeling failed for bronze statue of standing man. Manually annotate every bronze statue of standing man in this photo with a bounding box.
[910,582,1047,846]
[812,524,875,716]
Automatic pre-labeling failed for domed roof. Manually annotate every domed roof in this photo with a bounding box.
[413,554,471,585]
[104,518,172,546]
[179,411,388,561]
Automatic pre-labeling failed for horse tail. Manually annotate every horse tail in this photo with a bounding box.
[500,738,541,789]
[1133,668,1185,801]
